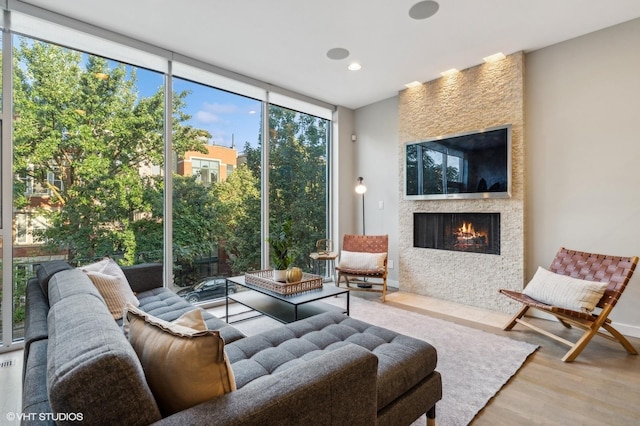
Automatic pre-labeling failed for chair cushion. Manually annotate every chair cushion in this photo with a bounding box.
[523,266,608,313]
[338,250,386,272]
[123,305,236,416]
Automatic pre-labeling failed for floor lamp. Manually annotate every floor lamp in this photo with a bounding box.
[355,177,371,287]
[355,177,367,235]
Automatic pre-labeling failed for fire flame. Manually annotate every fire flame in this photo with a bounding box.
[458,222,479,239]
[459,222,474,235]
[455,222,487,244]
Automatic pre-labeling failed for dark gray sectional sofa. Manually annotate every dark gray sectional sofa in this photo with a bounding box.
[22,261,442,425]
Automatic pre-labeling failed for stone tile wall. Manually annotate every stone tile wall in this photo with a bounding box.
[398,52,524,313]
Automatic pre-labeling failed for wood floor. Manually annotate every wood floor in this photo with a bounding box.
[386,292,640,426]
[3,291,638,425]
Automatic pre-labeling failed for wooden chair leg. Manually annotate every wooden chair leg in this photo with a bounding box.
[562,325,600,362]
[602,323,639,355]
[381,278,387,302]
[503,305,529,331]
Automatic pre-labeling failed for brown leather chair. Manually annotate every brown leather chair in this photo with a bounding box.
[335,234,388,302]
[500,247,638,362]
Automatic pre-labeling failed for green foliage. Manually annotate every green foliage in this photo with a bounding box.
[13,38,207,266]
[210,165,261,274]
[12,264,29,326]
[130,174,220,285]
[11,36,330,297]
[267,219,295,270]
[266,105,328,269]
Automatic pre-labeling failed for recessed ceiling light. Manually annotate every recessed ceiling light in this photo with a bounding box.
[348,62,362,71]
[440,68,459,77]
[409,1,439,20]
[483,52,506,63]
[326,47,350,60]
[405,81,422,88]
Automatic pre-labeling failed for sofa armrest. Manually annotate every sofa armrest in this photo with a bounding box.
[122,263,163,293]
[154,344,378,426]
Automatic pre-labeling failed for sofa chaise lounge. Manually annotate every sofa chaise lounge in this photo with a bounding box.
[22,261,442,425]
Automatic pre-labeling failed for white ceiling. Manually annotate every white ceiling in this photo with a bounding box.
[18,0,640,110]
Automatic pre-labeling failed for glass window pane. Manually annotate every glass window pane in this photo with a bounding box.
[12,36,165,338]
[12,261,31,340]
[267,105,329,275]
[172,77,262,304]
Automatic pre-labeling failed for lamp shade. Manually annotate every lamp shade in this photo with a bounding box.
[355,177,367,194]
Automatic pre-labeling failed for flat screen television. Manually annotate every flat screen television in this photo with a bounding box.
[404,124,512,200]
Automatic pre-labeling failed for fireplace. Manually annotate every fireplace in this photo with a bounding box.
[414,212,500,255]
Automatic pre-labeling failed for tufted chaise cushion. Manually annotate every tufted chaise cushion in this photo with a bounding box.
[225,311,438,411]
[135,287,246,344]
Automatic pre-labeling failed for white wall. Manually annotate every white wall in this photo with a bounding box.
[353,17,640,336]
[525,18,640,336]
[353,97,400,285]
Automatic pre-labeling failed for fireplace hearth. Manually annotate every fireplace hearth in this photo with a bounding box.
[414,212,500,255]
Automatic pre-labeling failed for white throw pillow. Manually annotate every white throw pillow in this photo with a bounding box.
[80,258,139,320]
[338,250,386,271]
[123,305,236,416]
[523,266,608,313]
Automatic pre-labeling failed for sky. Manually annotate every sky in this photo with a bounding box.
[135,67,263,151]
[15,34,263,151]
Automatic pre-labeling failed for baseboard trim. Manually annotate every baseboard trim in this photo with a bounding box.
[528,310,640,338]
[612,322,640,339]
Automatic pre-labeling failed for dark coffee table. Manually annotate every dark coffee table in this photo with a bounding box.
[225,275,349,324]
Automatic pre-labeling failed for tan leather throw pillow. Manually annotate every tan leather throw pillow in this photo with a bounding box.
[123,305,236,416]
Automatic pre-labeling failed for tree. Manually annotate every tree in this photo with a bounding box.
[210,165,261,274]
[243,105,329,271]
[133,174,219,286]
[13,38,207,265]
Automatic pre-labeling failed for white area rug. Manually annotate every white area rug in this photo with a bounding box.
[231,294,538,426]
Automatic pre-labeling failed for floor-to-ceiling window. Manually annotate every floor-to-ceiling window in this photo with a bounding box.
[169,76,262,301]
[0,8,333,350]
[265,104,330,272]
[11,35,165,340]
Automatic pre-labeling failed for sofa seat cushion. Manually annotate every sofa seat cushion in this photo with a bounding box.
[135,287,246,343]
[226,311,437,411]
[47,293,161,425]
